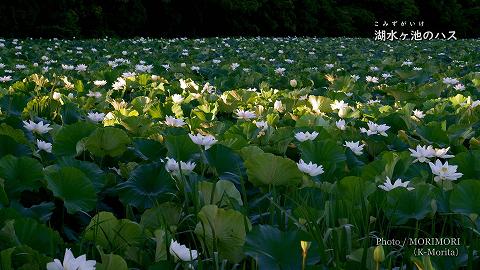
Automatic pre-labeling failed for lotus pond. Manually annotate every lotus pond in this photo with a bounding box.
[0,37,480,269]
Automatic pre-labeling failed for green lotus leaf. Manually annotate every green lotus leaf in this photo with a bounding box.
[194,205,251,263]
[60,101,81,125]
[450,179,480,216]
[0,93,29,116]
[336,176,376,204]
[140,202,181,231]
[415,121,449,147]
[84,212,144,254]
[383,184,435,225]
[450,150,480,180]
[0,217,63,257]
[0,135,31,158]
[53,121,97,157]
[298,139,346,180]
[0,245,51,270]
[86,127,131,157]
[0,155,44,198]
[205,144,244,181]
[244,225,302,270]
[198,180,243,206]
[164,133,200,161]
[117,161,177,209]
[0,123,29,144]
[56,157,106,191]
[120,115,153,136]
[133,138,165,161]
[9,201,55,223]
[45,166,97,214]
[262,126,295,155]
[243,148,302,187]
[97,253,128,270]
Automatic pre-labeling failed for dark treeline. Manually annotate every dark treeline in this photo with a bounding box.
[0,0,478,38]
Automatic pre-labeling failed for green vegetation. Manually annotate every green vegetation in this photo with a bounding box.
[0,37,479,269]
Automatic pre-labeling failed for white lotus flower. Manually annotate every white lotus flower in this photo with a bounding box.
[61,64,74,70]
[351,74,360,81]
[136,64,153,73]
[172,94,184,104]
[93,80,107,86]
[164,158,196,176]
[230,63,240,70]
[87,91,102,99]
[164,116,186,127]
[235,109,256,120]
[52,92,62,101]
[255,120,268,131]
[367,99,381,105]
[202,82,215,93]
[290,79,297,87]
[179,79,199,91]
[297,159,324,177]
[0,75,12,82]
[335,119,346,130]
[274,100,284,112]
[62,77,74,89]
[412,109,425,119]
[46,248,96,270]
[433,147,454,159]
[275,67,286,75]
[330,100,348,111]
[378,177,414,191]
[122,72,136,78]
[37,139,52,153]
[344,141,365,156]
[365,76,379,83]
[294,131,319,142]
[470,100,480,109]
[442,77,459,85]
[23,120,52,134]
[382,73,392,79]
[309,96,321,113]
[409,145,435,163]
[75,64,87,72]
[112,77,126,90]
[169,240,198,262]
[360,121,390,136]
[429,160,463,182]
[330,100,349,117]
[454,84,465,91]
[189,133,217,150]
[87,112,105,123]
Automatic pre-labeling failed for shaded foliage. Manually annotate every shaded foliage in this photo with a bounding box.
[0,0,478,38]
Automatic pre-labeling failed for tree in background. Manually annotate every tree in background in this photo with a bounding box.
[0,0,478,38]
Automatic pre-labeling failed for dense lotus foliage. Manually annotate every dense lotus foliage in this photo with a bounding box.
[0,37,480,269]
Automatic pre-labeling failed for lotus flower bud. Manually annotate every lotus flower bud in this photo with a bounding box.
[373,245,385,263]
